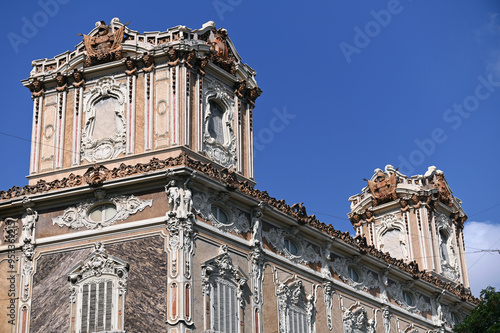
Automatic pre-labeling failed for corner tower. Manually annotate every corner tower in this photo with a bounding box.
[348,165,469,287]
[22,18,261,185]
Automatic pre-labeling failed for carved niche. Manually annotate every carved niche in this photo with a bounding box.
[263,226,321,264]
[376,214,409,262]
[192,190,249,233]
[203,80,236,168]
[435,213,459,281]
[81,77,127,163]
[53,194,152,230]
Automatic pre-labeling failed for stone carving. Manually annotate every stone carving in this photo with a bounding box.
[277,280,314,333]
[72,69,85,88]
[250,240,264,304]
[208,28,236,74]
[330,256,378,291]
[382,306,391,333]
[55,72,68,92]
[323,282,335,330]
[30,78,44,98]
[263,227,321,264]
[167,48,180,66]
[83,165,110,187]
[342,305,375,333]
[376,214,409,261]
[201,245,247,308]
[21,238,35,302]
[192,190,250,234]
[21,207,38,241]
[203,81,236,168]
[184,49,197,69]
[81,77,127,162]
[165,174,196,218]
[142,52,155,73]
[386,281,431,314]
[364,168,398,206]
[80,20,127,67]
[68,242,129,291]
[433,171,453,207]
[435,213,459,281]
[124,56,137,76]
[251,202,265,243]
[52,195,152,229]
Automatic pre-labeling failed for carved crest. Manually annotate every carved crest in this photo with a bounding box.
[81,20,127,67]
[365,169,398,206]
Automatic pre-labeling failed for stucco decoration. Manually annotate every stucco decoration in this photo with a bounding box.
[263,226,321,264]
[277,280,315,333]
[203,80,236,168]
[436,212,459,282]
[192,190,250,233]
[330,256,378,291]
[342,305,375,333]
[376,214,409,262]
[52,195,152,230]
[386,281,431,314]
[81,77,127,163]
[323,282,335,331]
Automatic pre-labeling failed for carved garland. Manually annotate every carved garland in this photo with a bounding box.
[53,195,152,229]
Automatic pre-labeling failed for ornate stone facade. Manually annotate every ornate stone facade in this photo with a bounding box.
[0,19,476,333]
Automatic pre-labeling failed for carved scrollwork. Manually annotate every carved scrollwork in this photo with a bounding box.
[277,280,315,333]
[342,305,375,333]
[330,256,378,291]
[192,190,250,234]
[52,195,152,230]
[386,281,431,314]
[263,227,321,264]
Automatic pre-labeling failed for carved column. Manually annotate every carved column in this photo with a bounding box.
[55,88,67,169]
[127,68,137,154]
[165,174,196,329]
[30,96,43,174]
[143,58,155,151]
[71,85,83,166]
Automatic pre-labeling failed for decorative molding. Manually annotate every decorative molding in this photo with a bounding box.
[81,77,127,163]
[386,281,431,314]
[376,213,409,262]
[330,256,378,291]
[192,189,250,234]
[202,80,236,168]
[276,280,314,333]
[52,194,152,230]
[436,212,460,282]
[342,305,375,333]
[263,226,321,264]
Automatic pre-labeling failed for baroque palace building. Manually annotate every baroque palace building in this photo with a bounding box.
[0,18,477,333]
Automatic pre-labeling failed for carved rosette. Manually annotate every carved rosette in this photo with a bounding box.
[81,77,127,163]
[52,195,152,229]
[192,190,250,234]
[202,81,236,168]
[262,227,321,264]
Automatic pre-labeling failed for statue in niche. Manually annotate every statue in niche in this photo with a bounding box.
[72,69,85,88]
[124,56,137,76]
[55,72,67,92]
[80,21,128,67]
[22,207,38,241]
[364,169,398,206]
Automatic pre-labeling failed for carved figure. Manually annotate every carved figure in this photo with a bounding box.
[165,179,180,214]
[142,52,155,73]
[83,165,109,187]
[235,80,247,99]
[124,56,137,76]
[22,207,38,241]
[80,21,127,67]
[184,49,196,69]
[365,170,398,206]
[55,72,68,92]
[167,48,179,66]
[72,69,85,87]
[365,210,375,223]
[291,202,307,218]
[30,78,44,98]
[434,172,453,207]
[246,87,261,106]
[400,198,410,212]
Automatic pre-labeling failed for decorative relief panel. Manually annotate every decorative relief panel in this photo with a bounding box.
[436,212,459,282]
[330,256,378,291]
[202,80,236,168]
[386,281,431,314]
[342,305,375,333]
[376,213,409,262]
[192,190,250,233]
[263,226,321,264]
[81,77,127,162]
[276,280,314,333]
[53,194,152,230]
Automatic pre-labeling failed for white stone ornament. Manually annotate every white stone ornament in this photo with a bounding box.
[53,195,152,229]
[81,77,127,163]
[263,227,321,264]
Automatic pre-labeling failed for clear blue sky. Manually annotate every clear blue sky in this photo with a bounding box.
[1,0,499,294]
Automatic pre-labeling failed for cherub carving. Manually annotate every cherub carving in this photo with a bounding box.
[400,198,410,212]
[365,210,375,223]
[184,49,196,69]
